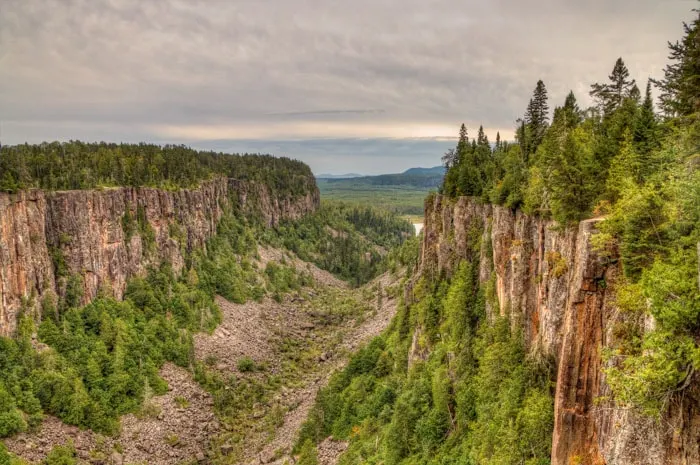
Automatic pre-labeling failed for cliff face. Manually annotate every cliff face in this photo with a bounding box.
[420,194,699,465]
[0,177,319,336]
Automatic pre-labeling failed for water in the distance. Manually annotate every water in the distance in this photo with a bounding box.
[413,223,424,236]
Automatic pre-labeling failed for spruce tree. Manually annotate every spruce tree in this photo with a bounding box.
[524,80,550,156]
[590,57,637,115]
[456,124,469,157]
[652,9,700,116]
[633,80,660,166]
[477,125,489,147]
[441,125,468,196]
[562,91,583,129]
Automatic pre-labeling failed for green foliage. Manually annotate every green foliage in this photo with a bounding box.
[43,444,77,465]
[263,201,413,286]
[0,142,313,197]
[297,254,554,465]
[653,10,700,117]
[192,215,262,304]
[297,439,319,465]
[437,11,700,420]
[0,260,223,437]
[317,180,432,216]
[237,357,257,373]
[264,262,312,301]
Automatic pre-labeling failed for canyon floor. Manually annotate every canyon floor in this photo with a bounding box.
[5,247,403,465]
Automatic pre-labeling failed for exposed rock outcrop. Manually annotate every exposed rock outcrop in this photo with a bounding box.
[419,194,699,465]
[0,177,319,336]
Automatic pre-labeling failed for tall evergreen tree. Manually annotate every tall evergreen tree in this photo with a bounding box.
[633,80,660,166]
[441,125,469,196]
[477,125,490,147]
[562,91,583,129]
[652,9,700,116]
[457,124,468,154]
[590,57,637,115]
[524,80,550,155]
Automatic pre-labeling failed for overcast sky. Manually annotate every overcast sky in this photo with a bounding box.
[0,0,695,174]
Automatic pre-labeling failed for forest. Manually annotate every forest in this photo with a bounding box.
[0,142,313,196]
[263,202,415,286]
[295,10,700,465]
[0,192,413,464]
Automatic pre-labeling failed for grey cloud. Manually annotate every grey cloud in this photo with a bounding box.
[0,0,696,170]
[265,109,386,117]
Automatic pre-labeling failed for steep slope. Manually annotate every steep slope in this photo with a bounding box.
[420,194,698,465]
[297,193,697,465]
[0,177,319,336]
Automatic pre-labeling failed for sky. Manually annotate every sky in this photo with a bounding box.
[0,0,696,174]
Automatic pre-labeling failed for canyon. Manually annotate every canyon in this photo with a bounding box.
[1,176,697,465]
[419,194,699,465]
[0,177,319,336]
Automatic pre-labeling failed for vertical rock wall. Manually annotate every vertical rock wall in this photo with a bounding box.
[419,194,699,465]
[0,177,319,336]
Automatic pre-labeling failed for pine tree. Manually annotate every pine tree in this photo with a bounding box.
[562,91,583,129]
[442,148,457,169]
[524,80,550,155]
[456,124,469,158]
[629,84,641,103]
[477,125,489,147]
[590,57,637,115]
[441,125,469,196]
[652,9,700,116]
[633,80,660,167]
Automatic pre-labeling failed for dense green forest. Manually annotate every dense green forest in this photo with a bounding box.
[324,168,445,189]
[0,142,313,195]
[318,181,432,216]
[296,10,700,465]
[297,227,554,465]
[263,202,414,286]
[318,167,443,217]
[0,193,412,455]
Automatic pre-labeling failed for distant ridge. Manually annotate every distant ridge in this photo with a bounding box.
[401,166,445,176]
[319,165,445,189]
[316,173,363,179]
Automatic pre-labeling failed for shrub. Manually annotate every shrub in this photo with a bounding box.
[237,357,257,373]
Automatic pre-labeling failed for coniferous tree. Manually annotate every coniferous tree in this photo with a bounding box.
[652,9,700,116]
[441,125,469,196]
[629,84,641,103]
[562,91,583,129]
[524,80,550,156]
[456,124,469,157]
[633,80,661,167]
[590,57,637,115]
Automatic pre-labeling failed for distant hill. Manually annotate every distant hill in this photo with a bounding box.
[401,166,445,176]
[316,173,363,179]
[321,165,445,189]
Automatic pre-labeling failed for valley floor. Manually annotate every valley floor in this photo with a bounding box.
[4,247,403,465]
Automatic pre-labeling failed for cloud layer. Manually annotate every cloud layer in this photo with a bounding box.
[0,0,695,173]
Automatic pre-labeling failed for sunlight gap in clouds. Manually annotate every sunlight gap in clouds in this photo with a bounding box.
[151,121,513,141]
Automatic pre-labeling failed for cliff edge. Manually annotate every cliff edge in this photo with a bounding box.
[419,194,699,465]
[0,177,319,336]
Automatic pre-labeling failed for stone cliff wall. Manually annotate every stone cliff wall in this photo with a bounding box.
[0,177,319,336]
[419,194,699,465]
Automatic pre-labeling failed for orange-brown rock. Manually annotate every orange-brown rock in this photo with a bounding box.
[0,177,319,336]
[419,194,699,465]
